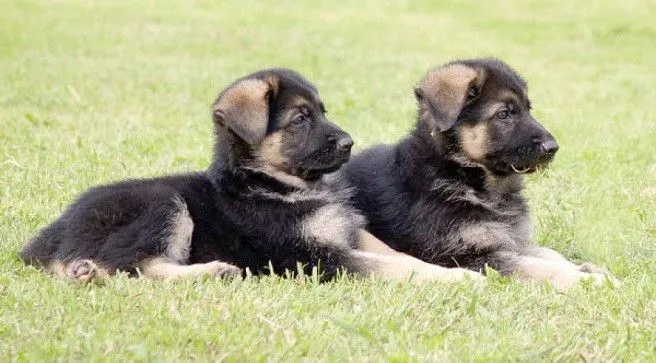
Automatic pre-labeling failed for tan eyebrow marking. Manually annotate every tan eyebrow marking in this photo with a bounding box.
[276,97,314,128]
[483,102,508,119]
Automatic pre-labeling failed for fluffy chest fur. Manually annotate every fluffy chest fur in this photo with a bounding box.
[219,169,365,253]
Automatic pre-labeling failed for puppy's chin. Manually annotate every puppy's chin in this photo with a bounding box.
[294,152,351,181]
[296,163,345,181]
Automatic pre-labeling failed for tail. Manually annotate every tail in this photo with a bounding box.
[20,222,63,268]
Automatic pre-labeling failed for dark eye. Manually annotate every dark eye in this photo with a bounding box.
[291,114,308,125]
[496,109,510,120]
[466,87,479,102]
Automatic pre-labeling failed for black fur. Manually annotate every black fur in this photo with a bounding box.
[343,58,560,274]
[21,68,366,280]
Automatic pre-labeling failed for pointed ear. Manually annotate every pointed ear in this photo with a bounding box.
[211,75,279,145]
[415,63,483,132]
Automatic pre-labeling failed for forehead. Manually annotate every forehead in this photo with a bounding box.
[480,61,529,104]
[277,78,323,110]
[273,69,320,98]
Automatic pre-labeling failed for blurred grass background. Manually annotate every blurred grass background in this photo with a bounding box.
[1,0,655,360]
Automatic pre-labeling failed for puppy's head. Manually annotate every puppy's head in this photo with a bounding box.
[415,58,559,176]
[211,69,353,181]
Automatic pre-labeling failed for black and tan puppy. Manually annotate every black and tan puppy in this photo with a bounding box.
[21,68,481,283]
[344,58,616,290]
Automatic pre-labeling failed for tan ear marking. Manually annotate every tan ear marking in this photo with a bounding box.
[212,76,279,145]
[416,63,482,132]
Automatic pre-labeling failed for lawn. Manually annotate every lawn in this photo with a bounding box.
[1,0,655,361]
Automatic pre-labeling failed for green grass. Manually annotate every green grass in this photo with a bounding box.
[1,0,655,360]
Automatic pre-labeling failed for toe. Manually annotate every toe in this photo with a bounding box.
[66,259,98,282]
[578,262,605,274]
[214,263,242,279]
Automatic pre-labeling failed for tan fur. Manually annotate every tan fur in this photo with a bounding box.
[355,230,400,256]
[139,258,241,280]
[49,260,68,277]
[247,165,311,190]
[166,198,193,263]
[510,253,619,292]
[353,251,483,283]
[353,231,484,282]
[459,222,516,251]
[531,247,608,274]
[50,259,110,283]
[252,130,315,189]
[482,101,508,119]
[257,132,288,168]
[417,64,483,130]
[277,96,315,128]
[459,122,489,161]
[212,77,278,144]
[301,204,364,248]
[50,257,240,282]
[490,91,523,110]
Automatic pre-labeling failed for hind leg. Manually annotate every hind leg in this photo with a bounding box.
[50,259,110,283]
[133,198,241,279]
[51,196,240,282]
[139,258,241,279]
[50,257,241,282]
[124,197,241,280]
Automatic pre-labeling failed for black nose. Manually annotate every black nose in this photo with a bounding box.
[539,139,559,154]
[335,135,353,151]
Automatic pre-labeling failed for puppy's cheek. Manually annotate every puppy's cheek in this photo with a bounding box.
[458,123,489,162]
[257,132,289,169]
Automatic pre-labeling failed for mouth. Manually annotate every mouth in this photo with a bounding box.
[499,148,556,175]
[510,164,537,174]
[294,148,351,181]
[508,156,555,174]
[297,164,343,180]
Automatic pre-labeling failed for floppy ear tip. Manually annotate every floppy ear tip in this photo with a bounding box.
[211,107,224,124]
[261,73,280,99]
[413,87,424,101]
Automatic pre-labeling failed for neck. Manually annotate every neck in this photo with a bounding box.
[207,126,252,183]
[241,164,317,190]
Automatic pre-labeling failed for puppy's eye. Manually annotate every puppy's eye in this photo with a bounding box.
[291,114,309,125]
[466,87,479,102]
[496,109,510,120]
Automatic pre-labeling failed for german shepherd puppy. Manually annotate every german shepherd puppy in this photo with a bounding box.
[21,68,481,283]
[343,59,617,290]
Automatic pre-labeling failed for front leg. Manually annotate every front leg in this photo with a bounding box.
[501,249,619,291]
[355,230,406,256]
[532,247,610,274]
[353,230,484,283]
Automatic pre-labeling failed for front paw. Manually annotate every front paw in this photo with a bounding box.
[551,270,620,291]
[578,263,621,287]
[445,267,485,282]
[578,262,605,274]
[407,266,484,284]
